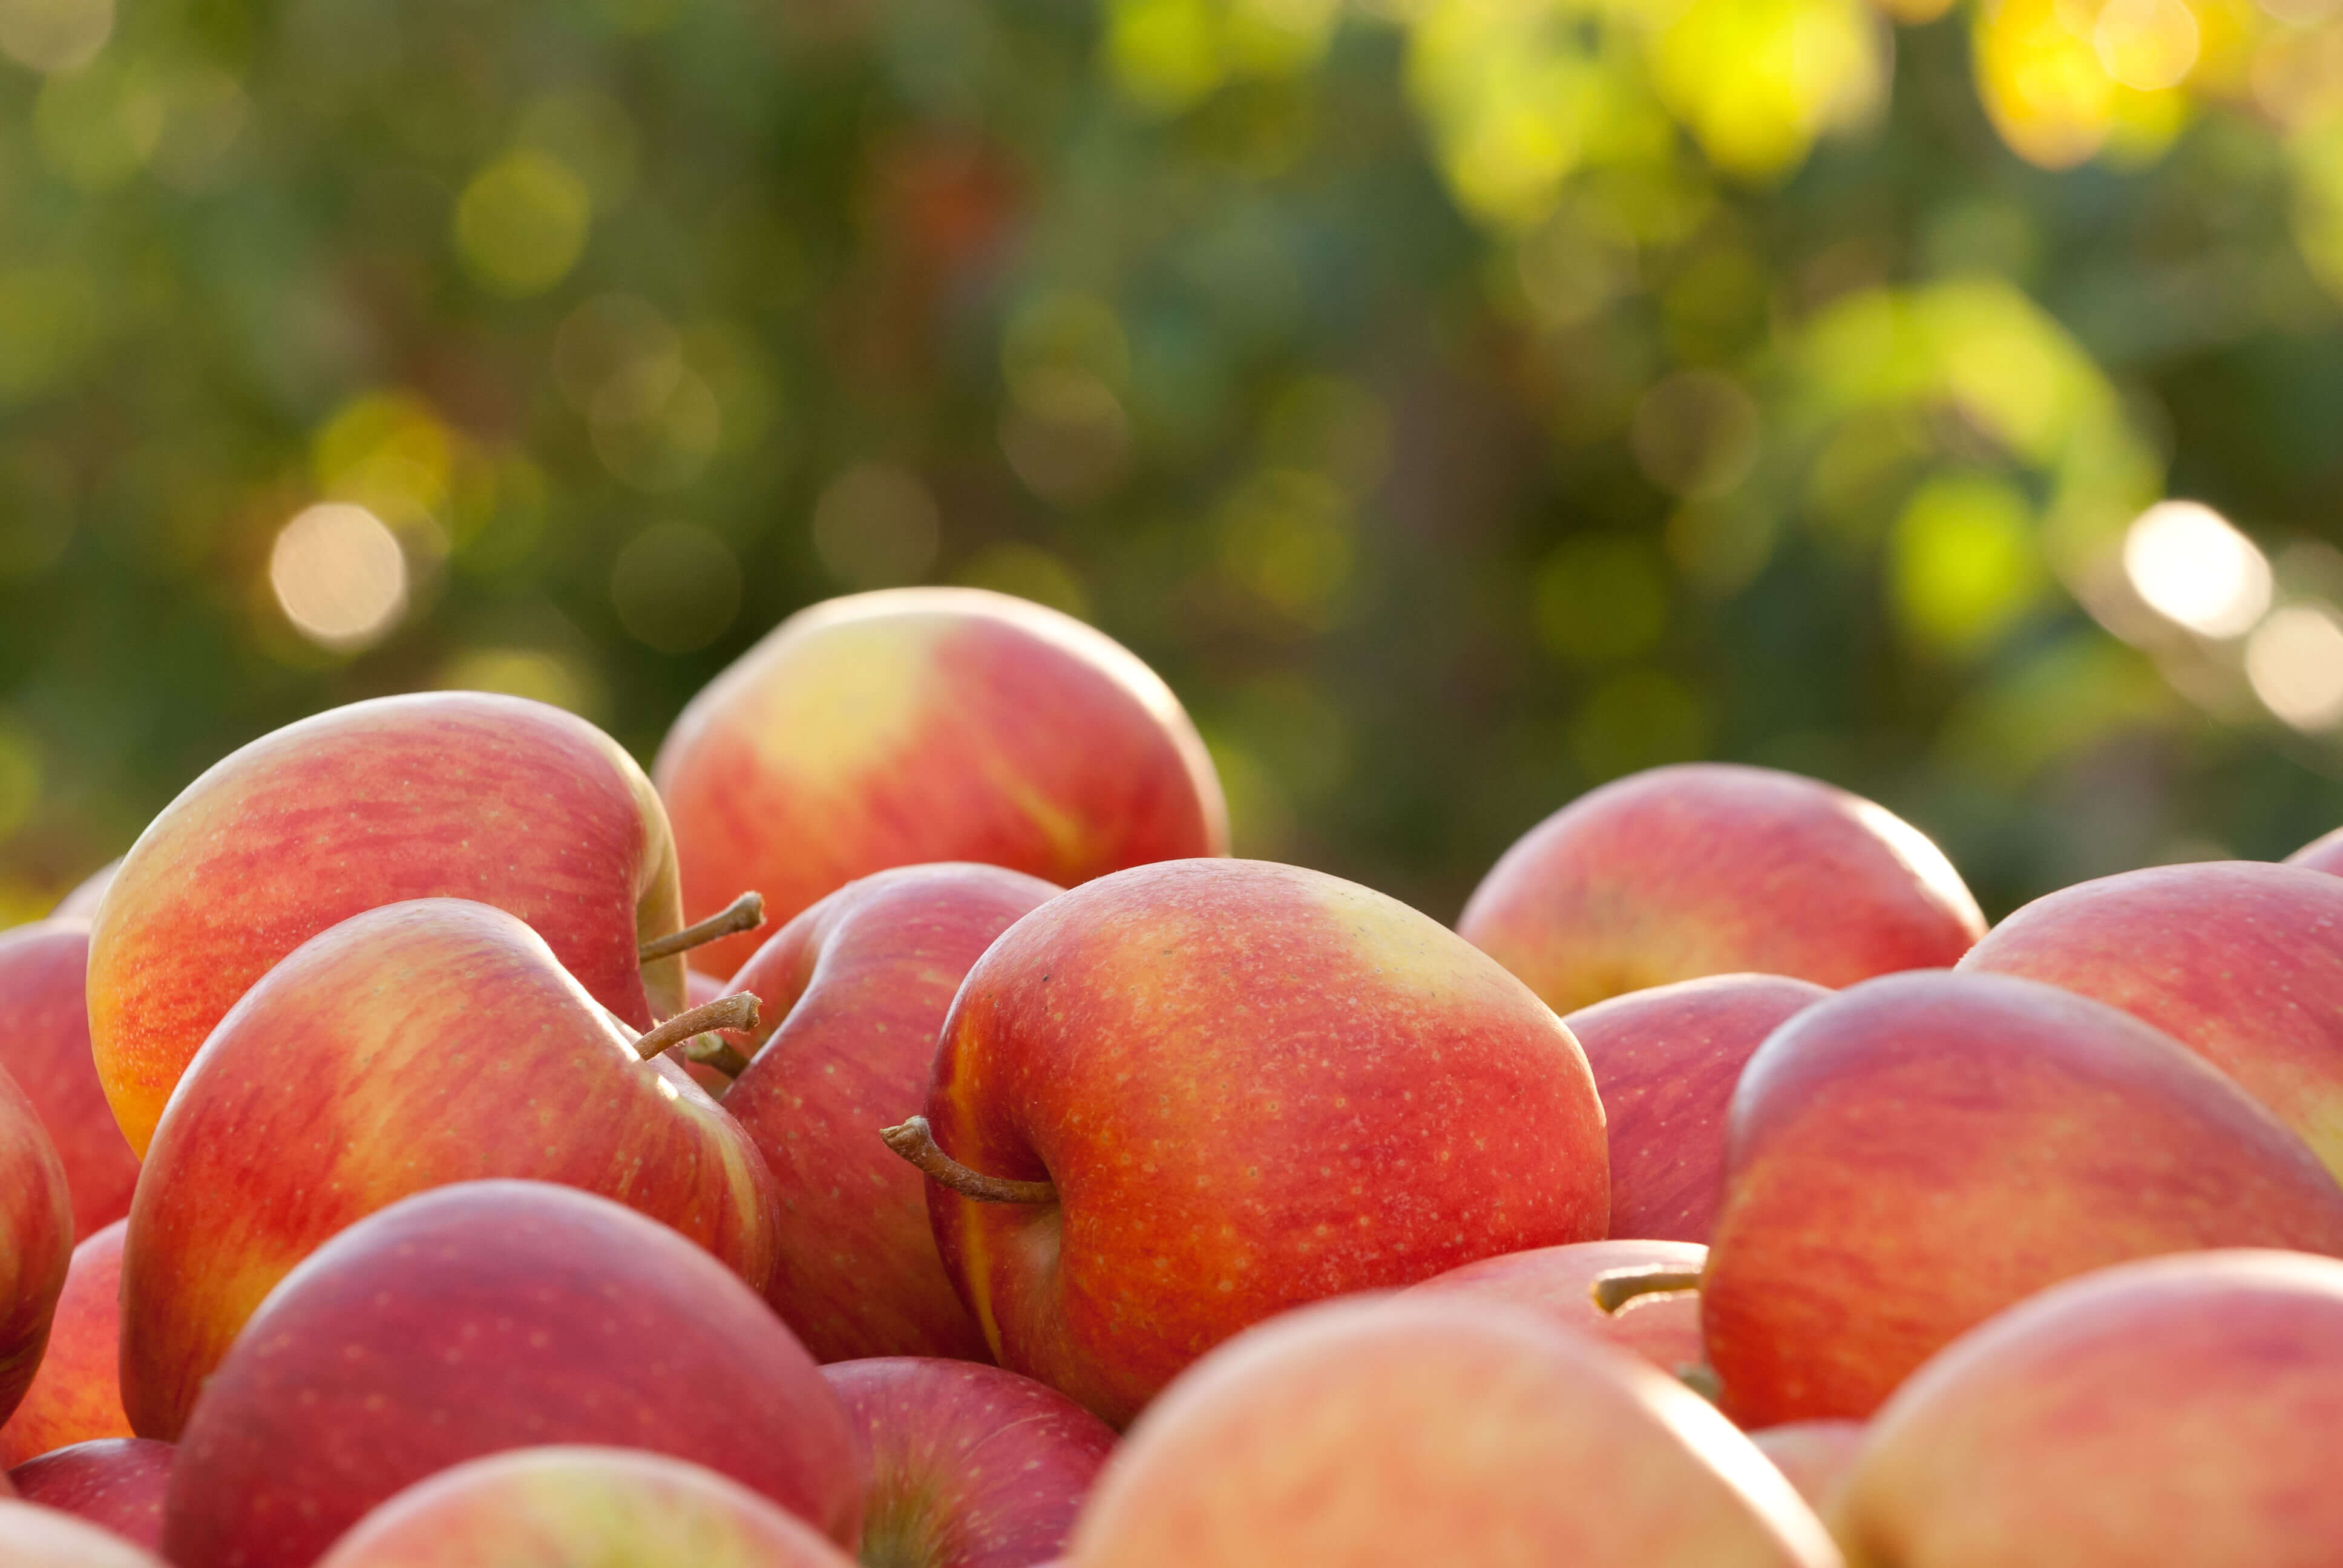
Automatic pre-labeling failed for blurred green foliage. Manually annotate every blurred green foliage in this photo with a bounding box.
[0,0,2340,926]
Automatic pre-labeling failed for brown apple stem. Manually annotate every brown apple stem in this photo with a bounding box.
[634,993,761,1062]
[879,1115,1058,1205]
[1590,1267,1704,1315]
[638,892,765,965]
[681,1034,755,1079]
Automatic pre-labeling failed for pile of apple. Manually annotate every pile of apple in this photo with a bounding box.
[2,586,2342,1567]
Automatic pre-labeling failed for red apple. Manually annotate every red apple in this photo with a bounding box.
[1749,1422,1864,1516]
[87,691,695,1156]
[2290,826,2343,875]
[312,1446,857,1568]
[0,924,136,1244]
[121,899,780,1441]
[1832,1249,2343,1566]
[912,858,1609,1427]
[824,1358,1117,1568]
[1458,765,1985,1014]
[0,1221,129,1466]
[1401,1239,1707,1377]
[1064,1295,1841,1567]
[0,1064,71,1428]
[0,1498,163,1567]
[8,1441,171,1551]
[1702,970,2343,1426]
[1563,975,1830,1243]
[162,1180,861,1568]
[1958,861,2343,1181]
[728,863,1061,1363]
[654,588,1227,976]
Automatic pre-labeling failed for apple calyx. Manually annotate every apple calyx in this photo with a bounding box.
[1591,1266,1703,1315]
[634,993,762,1063]
[639,892,767,965]
[879,1116,1058,1205]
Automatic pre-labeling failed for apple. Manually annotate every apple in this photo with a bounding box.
[1562,975,1831,1243]
[0,1499,163,1567]
[1400,1239,1707,1378]
[1749,1422,1864,1516]
[824,1357,1117,1568]
[727,863,1061,1363]
[1831,1249,2343,1566]
[87,691,696,1157]
[653,588,1228,977]
[2291,826,2343,875]
[907,857,1610,1426]
[312,1446,857,1568]
[0,1064,71,1429]
[0,1221,129,1466]
[1457,764,1985,1014]
[1064,1294,1842,1567]
[162,1180,861,1568]
[1702,970,2343,1426]
[50,863,117,922]
[8,1441,172,1551]
[0,924,136,1244]
[120,899,781,1441]
[1958,861,2343,1181]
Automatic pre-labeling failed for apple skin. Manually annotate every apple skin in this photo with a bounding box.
[312,1446,858,1568]
[2290,826,2343,875]
[1401,1239,1707,1377]
[87,691,691,1157]
[654,588,1228,977]
[1702,970,2343,1428]
[162,1180,861,1568]
[0,924,136,1244]
[728,864,1061,1364]
[0,1498,165,1567]
[120,900,781,1442]
[1458,765,1985,1014]
[0,1064,71,1429]
[8,1440,172,1551]
[1064,1295,1842,1567]
[824,1358,1117,1568]
[50,863,117,921]
[1958,861,2343,1182]
[923,858,1610,1426]
[1563,975,1832,1243]
[1831,1249,2343,1566]
[1749,1422,1865,1517]
[0,1221,129,1466]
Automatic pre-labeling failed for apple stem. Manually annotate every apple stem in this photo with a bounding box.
[634,993,761,1062]
[1590,1266,1704,1315]
[879,1115,1058,1204]
[639,892,765,965]
[680,1034,754,1079]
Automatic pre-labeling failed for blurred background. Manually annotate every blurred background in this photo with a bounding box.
[0,0,2339,925]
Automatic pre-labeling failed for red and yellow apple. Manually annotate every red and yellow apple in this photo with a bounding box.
[1458,764,1984,1014]
[0,1064,70,1429]
[727,863,1061,1363]
[1064,1295,1841,1567]
[1959,860,2343,1181]
[121,899,779,1440]
[1563,975,1830,1243]
[0,1221,129,1466]
[8,1440,172,1552]
[0,924,136,1244]
[88,691,693,1156]
[162,1180,860,1568]
[1702,970,2343,1426]
[654,588,1227,976]
[916,857,1609,1426]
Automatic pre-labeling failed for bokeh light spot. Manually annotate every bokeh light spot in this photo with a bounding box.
[1890,474,2045,658]
[0,0,111,73]
[454,149,592,297]
[811,464,942,588]
[1631,370,1762,498]
[2094,0,2200,90]
[2246,606,2343,731]
[269,503,410,653]
[2122,499,2271,638]
[610,521,741,653]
